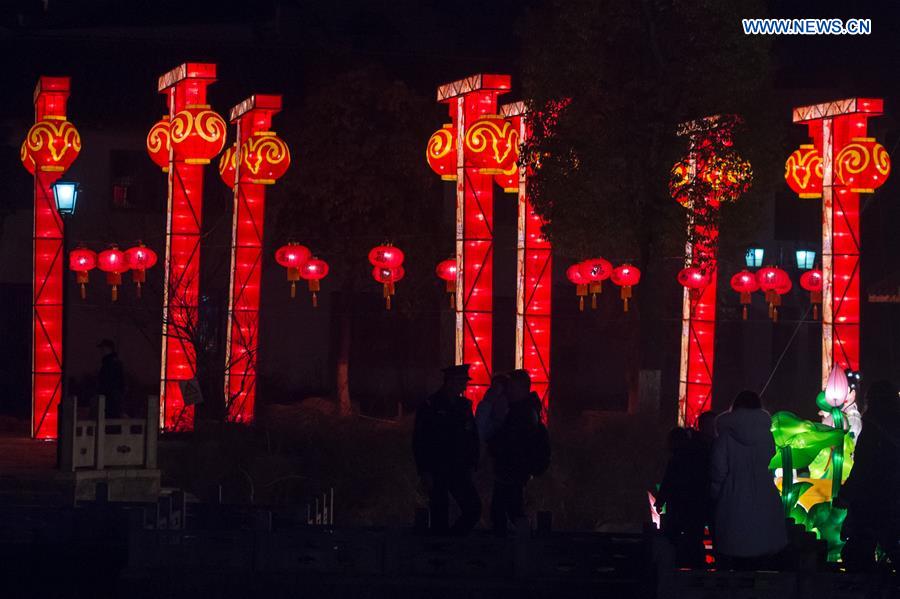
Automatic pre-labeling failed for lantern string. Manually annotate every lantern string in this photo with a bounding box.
[759,303,812,399]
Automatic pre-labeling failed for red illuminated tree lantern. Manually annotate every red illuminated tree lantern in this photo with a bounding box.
[784,144,823,198]
[610,264,641,312]
[756,266,790,321]
[464,115,519,175]
[169,104,227,164]
[426,123,457,181]
[146,116,171,173]
[835,137,891,193]
[730,269,759,320]
[125,244,158,298]
[218,142,237,188]
[240,131,291,184]
[22,117,81,172]
[435,258,458,309]
[97,246,129,301]
[68,247,96,300]
[275,243,312,298]
[800,268,823,320]
[368,244,405,269]
[578,258,613,309]
[678,266,711,301]
[566,264,589,312]
[373,265,405,310]
[300,257,329,308]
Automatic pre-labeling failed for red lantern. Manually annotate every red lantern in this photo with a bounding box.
[68,248,97,300]
[426,123,457,181]
[464,115,519,175]
[125,244,158,298]
[435,258,458,308]
[494,163,519,194]
[146,116,171,173]
[373,265,405,310]
[300,257,329,308]
[730,270,759,320]
[22,117,81,173]
[97,246,129,301]
[20,141,35,175]
[611,264,641,312]
[800,269,823,320]
[169,104,227,164]
[368,244,405,269]
[566,264,589,312]
[240,130,291,184]
[784,144,823,198]
[678,266,710,301]
[756,266,790,321]
[578,258,613,309]
[219,143,237,188]
[835,137,891,193]
[275,243,312,298]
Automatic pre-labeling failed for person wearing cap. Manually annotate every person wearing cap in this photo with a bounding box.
[413,364,481,534]
[97,339,126,417]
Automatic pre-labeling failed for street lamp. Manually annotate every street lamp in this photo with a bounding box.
[795,249,816,270]
[745,245,764,268]
[51,180,80,217]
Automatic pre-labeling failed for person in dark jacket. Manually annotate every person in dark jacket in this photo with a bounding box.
[413,364,481,535]
[97,339,125,417]
[488,369,545,536]
[655,427,708,567]
[839,380,900,571]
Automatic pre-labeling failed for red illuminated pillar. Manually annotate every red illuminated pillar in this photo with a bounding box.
[22,77,81,439]
[503,102,552,413]
[437,75,511,404]
[222,95,289,423]
[156,63,226,431]
[791,98,885,385]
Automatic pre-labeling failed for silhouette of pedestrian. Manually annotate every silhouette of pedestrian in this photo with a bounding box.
[839,380,900,571]
[475,373,510,442]
[97,339,125,417]
[656,427,708,567]
[413,364,481,535]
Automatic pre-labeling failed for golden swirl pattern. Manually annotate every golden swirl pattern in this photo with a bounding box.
[170,105,227,161]
[24,119,81,169]
[835,142,870,182]
[427,125,454,159]
[146,118,170,154]
[20,141,35,174]
[464,117,519,169]
[240,132,290,183]
[835,137,890,191]
[219,143,237,186]
[784,145,823,192]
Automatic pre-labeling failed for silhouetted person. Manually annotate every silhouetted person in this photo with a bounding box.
[694,410,718,550]
[655,427,707,567]
[711,391,786,568]
[475,373,510,442]
[97,339,125,417]
[488,369,549,536]
[839,380,900,571]
[413,364,481,535]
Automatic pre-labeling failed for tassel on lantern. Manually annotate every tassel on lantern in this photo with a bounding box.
[620,285,632,312]
[77,272,89,299]
[446,280,456,309]
[811,290,821,320]
[741,292,751,320]
[308,279,320,308]
[577,284,587,312]
[107,272,121,302]
[589,281,602,310]
[384,281,395,310]
[287,267,300,298]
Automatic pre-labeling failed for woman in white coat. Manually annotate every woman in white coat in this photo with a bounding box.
[711,390,787,567]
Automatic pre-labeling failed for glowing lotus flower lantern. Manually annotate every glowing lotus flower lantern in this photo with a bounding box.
[824,364,850,409]
[97,246,129,301]
[756,266,790,321]
[578,257,613,309]
[125,244,158,298]
[68,247,97,300]
[784,145,823,198]
[730,270,759,320]
[274,243,312,298]
[435,258,458,308]
[566,264,589,312]
[800,269,824,319]
[610,264,641,312]
[299,257,329,307]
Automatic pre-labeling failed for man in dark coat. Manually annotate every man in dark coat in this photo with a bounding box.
[413,364,481,534]
[97,339,125,417]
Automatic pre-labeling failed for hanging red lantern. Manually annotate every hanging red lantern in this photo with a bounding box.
[835,137,891,193]
[218,142,237,188]
[300,257,329,308]
[610,264,641,312]
[368,244,405,269]
[426,123,457,181]
[756,266,790,321]
[68,247,97,300]
[678,266,711,301]
[146,115,171,173]
[800,269,823,320]
[435,258,458,309]
[22,117,81,172]
[566,264,589,312]
[97,246,129,301]
[464,115,519,174]
[578,258,613,309]
[373,265,405,310]
[124,244,158,299]
[784,144,823,198]
[169,104,227,164]
[240,130,291,184]
[275,243,312,298]
[730,270,759,320]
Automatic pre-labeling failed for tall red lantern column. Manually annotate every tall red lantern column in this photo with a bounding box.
[790,99,889,386]
[22,77,81,438]
[436,74,511,404]
[503,101,551,412]
[154,63,226,431]
[223,95,289,423]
